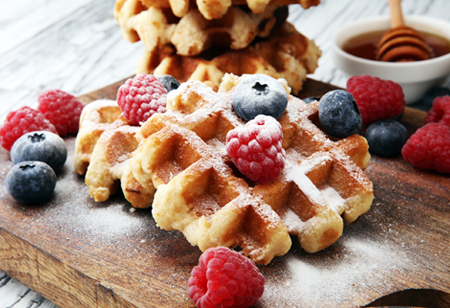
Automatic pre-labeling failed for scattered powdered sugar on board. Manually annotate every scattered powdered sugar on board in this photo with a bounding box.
[263,237,411,307]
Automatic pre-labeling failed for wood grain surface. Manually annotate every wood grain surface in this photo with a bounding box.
[0,78,449,308]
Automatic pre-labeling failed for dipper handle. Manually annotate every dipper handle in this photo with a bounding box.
[389,0,405,28]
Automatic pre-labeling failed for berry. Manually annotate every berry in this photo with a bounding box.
[6,161,57,204]
[425,95,450,127]
[11,131,67,173]
[421,87,450,111]
[365,119,408,157]
[37,89,85,135]
[401,123,450,173]
[117,74,168,125]
[188,247,265,308]
[318,90,362,138]
[226,115,285,184]
[302,96,320,104]
[0,106,57,151]
[347,75,405,124]
[232,74,288,121]
[157,75,180,92]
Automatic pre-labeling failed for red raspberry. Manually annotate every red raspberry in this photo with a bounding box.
[401,123,450,173]
[425,95,450,127]
[347,75,405,124]
[117,74,168,125]
[0,106,57,151]
[188,247,265,308]
[37,89,85,135]
[226,115,285,184]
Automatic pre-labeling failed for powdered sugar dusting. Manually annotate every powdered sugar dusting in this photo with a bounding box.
[321,184,346,214]
[283,208,306,233]
[285,163,326,207]
[266,238,410,307]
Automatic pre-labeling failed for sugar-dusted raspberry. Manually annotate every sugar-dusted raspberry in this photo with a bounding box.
[226,115,285,184]
[0,106,57,151]
[347,75,405,124]
[188,247,265,308]
[117,74,168,125]
[401,123,450,173]
[37,89,85,135]
[425,95,450,127]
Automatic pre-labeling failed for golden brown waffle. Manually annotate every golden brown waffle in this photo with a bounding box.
[74,100,150,203]
[115,0,288,57]
[74,100,130,176]
[121,74,373,264]
[137,0,319,19]
[85,125,140,202]
[137,22,321,95]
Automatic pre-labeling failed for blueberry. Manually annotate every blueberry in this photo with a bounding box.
[422,87,450,110]
[302,96,320,104]
[365,119,409,157]
[318,90,362,138]
[6,161,57,204]
[232,74,288,121]
[157,75,180,92]
[10,131,67,173]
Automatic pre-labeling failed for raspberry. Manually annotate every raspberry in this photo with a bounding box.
[226,115,285,184]
[0,106,57,151]
[37,89,85,135]
[401,123,450,173]
[188,247,265,308]
[117,74,168,125]
[347,75,405,124]
[425,95,450,127]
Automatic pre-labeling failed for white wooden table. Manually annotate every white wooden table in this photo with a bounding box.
[0,0,449,306]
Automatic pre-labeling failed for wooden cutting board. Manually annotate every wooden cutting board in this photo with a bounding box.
[0,78,449,308]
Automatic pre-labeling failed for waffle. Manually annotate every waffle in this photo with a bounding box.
[74,100,130,176]
[121,74,373,264]
[137,22,321,95]
[74,100,151,204]
[85,125,140,202]
[115,0,288,57]
[137,0,319,19]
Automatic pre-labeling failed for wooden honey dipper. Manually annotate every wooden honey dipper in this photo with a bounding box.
[376,0,433,62]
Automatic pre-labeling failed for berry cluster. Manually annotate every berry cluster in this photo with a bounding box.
[1,89,82,203]
[0,90,84,151]
[188,247,265,308]
[6,131,67,204]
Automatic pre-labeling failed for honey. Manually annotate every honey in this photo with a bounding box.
[343,29,450,61]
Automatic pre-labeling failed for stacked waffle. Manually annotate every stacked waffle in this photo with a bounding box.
[74,74,373,264]
[114,0,321,94]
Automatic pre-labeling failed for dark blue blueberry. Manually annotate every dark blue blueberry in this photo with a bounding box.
[365,119,409,157]
[157,75,180,92]
[302,96,320,104]
[422,87,450,110]
[10,131,67,173]
[232,74,288,121]
[6,161,57,204]
[318,90,362,138]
